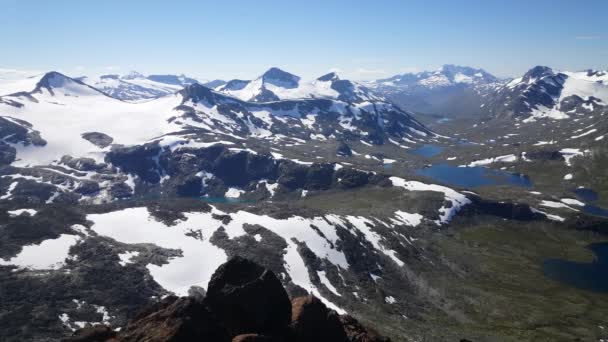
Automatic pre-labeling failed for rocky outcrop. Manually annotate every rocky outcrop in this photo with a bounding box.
[204,257,292,337]
[64,257,390,342]
[290,295,348,341]
[81,132,114,148]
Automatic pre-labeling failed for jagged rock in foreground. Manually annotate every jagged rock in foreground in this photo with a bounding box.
[63,257,390,342]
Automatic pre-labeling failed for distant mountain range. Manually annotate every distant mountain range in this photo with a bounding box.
[1,64,607,342]
[365,65,502,117]
[0,68,432,168]
[76,71,202,101]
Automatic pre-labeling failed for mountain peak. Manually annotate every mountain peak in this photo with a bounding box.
[261,67,300,88]
[35,71,80,90]
[317,72,340,82]
[523,66,554,81]
[33,71,110,97]
[122,71,145,80]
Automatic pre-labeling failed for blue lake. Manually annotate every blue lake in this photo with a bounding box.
[415,164,533,188]
[412,144,444,158]
[573,188,599,202]
[543,242,608,292]
[571,188,608,218]
[582,205,608,218]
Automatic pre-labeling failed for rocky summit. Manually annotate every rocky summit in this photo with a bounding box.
[63,257,389,342]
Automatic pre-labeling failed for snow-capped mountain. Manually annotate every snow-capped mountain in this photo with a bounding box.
[481,66,608,121]
[367,65,501,116]
[1,67,604,342]
[373,65,498,90]
[78,71,203,101]
[216,67,381,103]
[177,81,430,144]
[0,68,45,96]
[0,70,433,168]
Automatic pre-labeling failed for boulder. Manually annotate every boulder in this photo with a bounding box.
[75,181,100,195]
[336,141,352,157]
[204,256,292,337]
[232,334,274,342]
[81,132,114,148]
[61,325,117,342]
[290,295,348,342]
[119,296,229,342]
[339,315,392,342]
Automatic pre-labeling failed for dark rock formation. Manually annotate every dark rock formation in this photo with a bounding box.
[204,256,292,337]
[64,257,390,342]
[81,132,114,148]
[61,325,117,342]
[290,295,348,342]
[337,141,353,157]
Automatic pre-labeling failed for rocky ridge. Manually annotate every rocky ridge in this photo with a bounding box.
[63,257,390,342]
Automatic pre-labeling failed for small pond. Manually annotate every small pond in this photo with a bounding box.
[415,164,533,188]
[543,242,608,292]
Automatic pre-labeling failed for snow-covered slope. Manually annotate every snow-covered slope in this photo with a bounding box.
[181,81,431,144]
[216,68,381,103]
[0,70,433,167]
[79,72,201,101]
[0,69,45,96]
[482,66,608,122]
[0,72,183,166]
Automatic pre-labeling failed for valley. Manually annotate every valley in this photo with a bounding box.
[0,64,607,342]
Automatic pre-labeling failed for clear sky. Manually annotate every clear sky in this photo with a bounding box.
[1,0,606,80]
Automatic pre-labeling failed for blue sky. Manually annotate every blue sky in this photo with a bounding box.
[1,0,606,80]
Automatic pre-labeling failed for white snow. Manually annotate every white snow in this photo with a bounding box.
[531,208,565,222]
[0,234,80,270]
[317,270,341,297]
[393,211,423,227]
[7,208,37,216]
[218,74,341,102]
[0,69,44,96]
[466,154,517,167]
[559,148,586,166]
[117,251,140,266]
[260,180,279,197]
[385,296,396,304]
[390,177,471,224]
[540,200,578,211]
[224,187,244,198]
[89,208,227,296]
[560,198,585,207]
[0,85,182,166]
[570,128,597,139]
[88,206,351,308]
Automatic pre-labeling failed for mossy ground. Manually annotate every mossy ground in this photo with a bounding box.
[400,216,608,341]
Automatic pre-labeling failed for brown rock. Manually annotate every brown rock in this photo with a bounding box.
[232,333,274,342]
[290,295,348,342]
[339,315,391,342]
[119,296,229,342]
